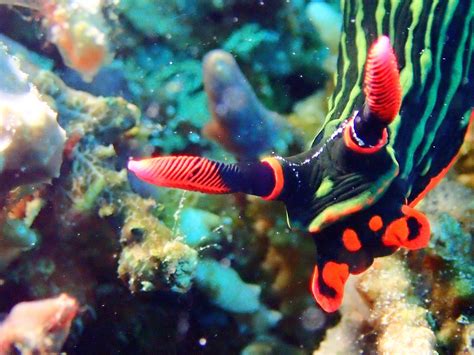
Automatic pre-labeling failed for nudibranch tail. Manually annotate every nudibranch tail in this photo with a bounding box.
[311,262,349,313]
[364,35,402,124]
[128,156,283,198]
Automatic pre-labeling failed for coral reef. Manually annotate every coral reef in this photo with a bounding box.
[0,1,471,354]
[313,278,368,354]
[118,194,198,293]
[456,112,474,188]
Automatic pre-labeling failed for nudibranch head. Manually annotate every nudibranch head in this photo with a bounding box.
[364,35,402,124]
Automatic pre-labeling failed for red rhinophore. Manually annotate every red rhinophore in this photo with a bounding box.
[128,156,231,194]
[364,36,402,124]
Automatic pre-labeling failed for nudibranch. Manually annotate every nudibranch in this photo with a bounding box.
[129,1,474,312]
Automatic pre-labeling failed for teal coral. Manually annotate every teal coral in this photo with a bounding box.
[223,23,279,60]
[429,213,473,298]
[194,258,262,313]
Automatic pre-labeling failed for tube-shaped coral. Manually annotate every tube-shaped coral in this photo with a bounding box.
[0,218,38,271]
[194,258,262,313]
[203,50,294,160]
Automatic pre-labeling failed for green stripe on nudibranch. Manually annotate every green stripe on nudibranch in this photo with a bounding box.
[417,2,474,161]
[398,0,423,91]
[389,0,422,136]
[324,1,367,135]
[465,21,474,84]
[315,177,334,198]
[389,0,398,41]
[420,158,432,176]
[324,6,350,125]
[400,0,459,179]
[374,0,385,36]
[418,0,439,91]
[339,2,366,122]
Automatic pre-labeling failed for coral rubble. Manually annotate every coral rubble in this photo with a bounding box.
[357,255,436,354]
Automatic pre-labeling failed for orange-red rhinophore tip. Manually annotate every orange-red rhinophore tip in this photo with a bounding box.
[128,156,231,194]
[364,36,402,124]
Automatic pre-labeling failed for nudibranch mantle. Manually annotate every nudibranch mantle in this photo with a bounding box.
[129,31,473,312]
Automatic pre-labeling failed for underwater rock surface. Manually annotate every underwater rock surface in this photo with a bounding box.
[0,44,66,192]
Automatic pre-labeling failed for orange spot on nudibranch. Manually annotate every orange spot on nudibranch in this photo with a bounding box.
[311,262,349,313]
[342,228,362,252]
[382,206,431,250]
[382,217,408,247]
[400,205,431,250]
[368,215,383,232]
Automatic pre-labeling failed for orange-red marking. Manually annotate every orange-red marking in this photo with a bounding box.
[382,205,431,250]
[128,156,231,193]
[342,228,362,251]
[261,157,284,200]
[400,205,431,250]
[368,215,383,232]
[311,262,349,313]
[382,217,408,247]
[343,119,388,154]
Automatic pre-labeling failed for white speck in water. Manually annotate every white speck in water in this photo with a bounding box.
[199,338,207,346]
